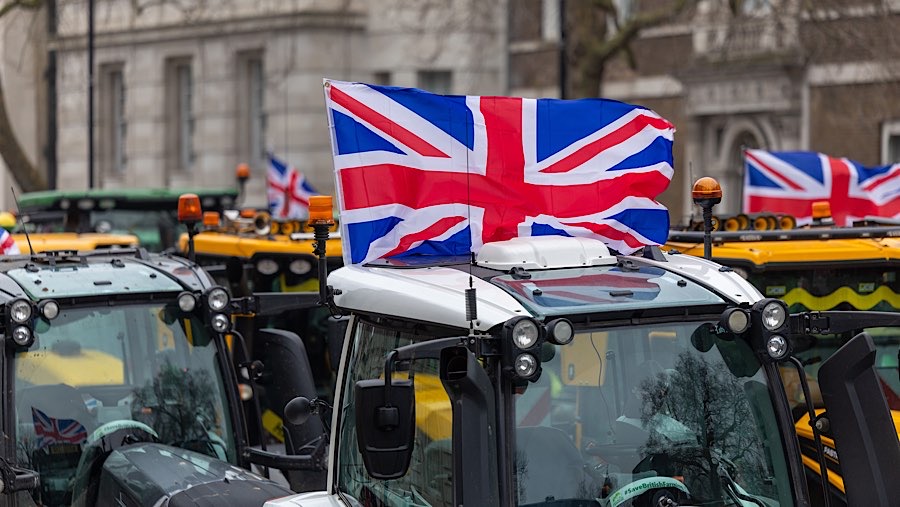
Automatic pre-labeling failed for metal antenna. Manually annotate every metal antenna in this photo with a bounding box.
[10,187,34,255]
[464,105,477,337]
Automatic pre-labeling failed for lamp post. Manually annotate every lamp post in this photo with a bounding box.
[87,0,95,188]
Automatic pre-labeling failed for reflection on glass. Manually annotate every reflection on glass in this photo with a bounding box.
[14,303,234,506]
[514,322,790,506]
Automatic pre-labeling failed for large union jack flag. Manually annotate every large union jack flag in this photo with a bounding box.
[267,153,321,219]
[324,80,675,265]
[32,407,87,447]
[744,149,900,226]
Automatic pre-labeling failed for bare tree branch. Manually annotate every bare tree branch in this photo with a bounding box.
[0,0,46,191]
[0,0,43,19]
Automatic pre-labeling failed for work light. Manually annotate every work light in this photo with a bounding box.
[9,299,32,324]
[206,287,230,312]
[210,313,231,333]
[177,292,197,313]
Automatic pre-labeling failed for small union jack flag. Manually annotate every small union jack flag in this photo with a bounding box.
[267,153,321,219]
[0,229,19,255]
[744,149,900,226]
[32,407,87,447]
[324,80,675,265]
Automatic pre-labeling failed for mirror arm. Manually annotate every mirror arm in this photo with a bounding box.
[791,311,900,335]
[0,458,39,495]
[230,292,319,317]
[392,336,469,362]
[243,435,327,471]
[784,356,833,507]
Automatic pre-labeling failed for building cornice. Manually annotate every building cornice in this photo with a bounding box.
[603,75,683,100]
[48,11,365,52]
[807,60,900,87]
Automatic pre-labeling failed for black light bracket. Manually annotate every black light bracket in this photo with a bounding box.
[312,221,341,316]
[693,196,721,260]
[185,221,198,263]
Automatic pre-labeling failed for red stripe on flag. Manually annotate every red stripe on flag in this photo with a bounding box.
[383,216,466,258]
[1,233,14,253]
[329,86,449,158]
[338,164,671,221]
[540,114,673,174]
[861,166,900,192]
[566,221,647,250]
[745,151,804,191]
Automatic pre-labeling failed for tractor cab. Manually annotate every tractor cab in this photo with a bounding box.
[15,188,239,252]
[0,245,326,506]
[667,208,900,504]
[176,206,344,403]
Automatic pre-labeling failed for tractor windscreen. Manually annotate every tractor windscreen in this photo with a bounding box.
[13,302,235,506]
[335,319,793,507]
[513,320,791,506]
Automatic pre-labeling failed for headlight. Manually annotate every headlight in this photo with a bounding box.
[761,301,786,330]
[11,326,32,347]
[511,319,540,349]
[721,308,750,334]
[206,287,230,312]
[210,313,231,333]
[238,383,254,401]
[546,319,574,345]
[9,299,33,324]
[177,292,197,312]
[256,258,279,276]
[514,353,538,378]
[289,258,313,275]
[766,335,789,360]
[39,300,59,320]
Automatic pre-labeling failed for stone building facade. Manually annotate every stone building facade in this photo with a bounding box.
[9,0,504,208]
[509,0,900,223]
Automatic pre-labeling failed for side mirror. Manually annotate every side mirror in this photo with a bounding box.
[354,354,415,480]
[818,332,900,506]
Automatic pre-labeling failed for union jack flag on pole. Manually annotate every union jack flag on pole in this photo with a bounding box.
[744,149,900,226]
[267,153,321,219]
[32,407,87,447]
[324,80,675,265]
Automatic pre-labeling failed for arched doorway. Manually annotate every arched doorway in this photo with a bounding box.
[716,118,774,214]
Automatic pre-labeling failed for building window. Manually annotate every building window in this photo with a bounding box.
[237,51,266,170]
[373,71,391,86]
[248,57,266,162]
[99,63,126,176]
[166,58,194,173]
[739,0,773,16]
[417,70,452,94]
[883,120,900,164]
[541,0,560,41]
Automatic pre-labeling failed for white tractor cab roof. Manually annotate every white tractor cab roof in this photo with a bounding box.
[330,236,762,329]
